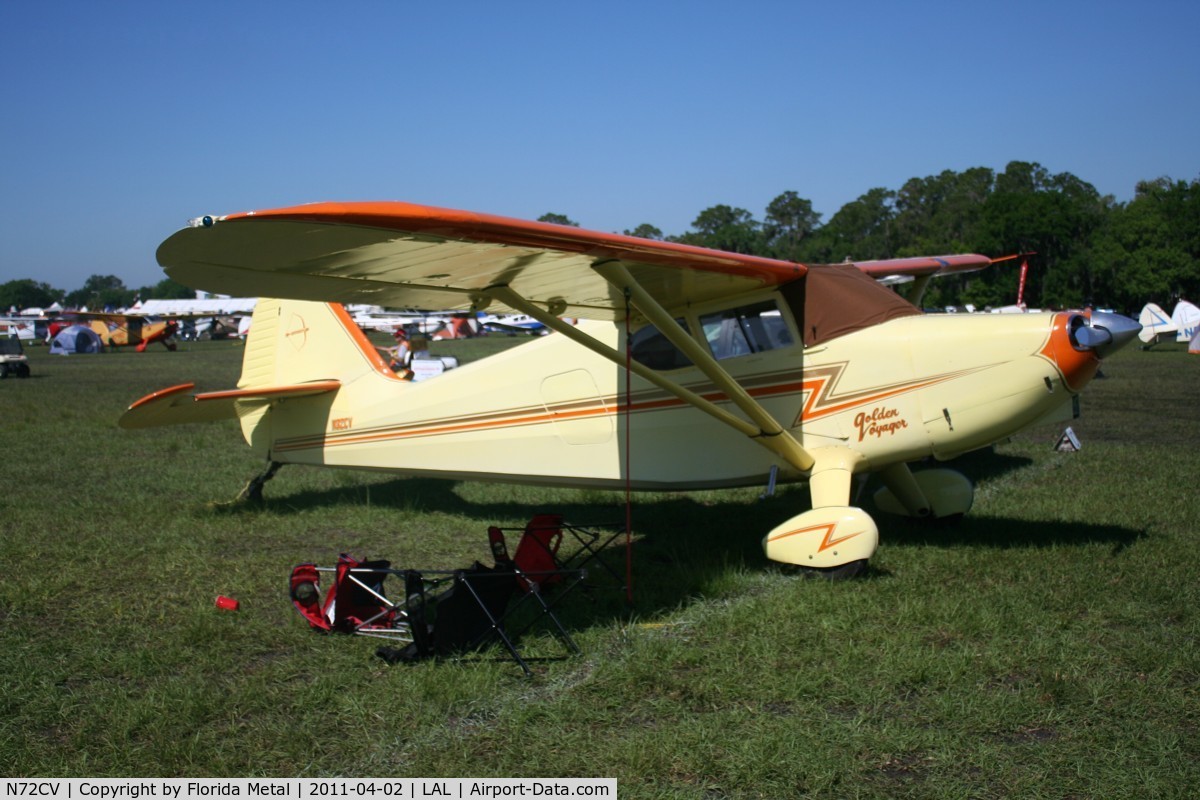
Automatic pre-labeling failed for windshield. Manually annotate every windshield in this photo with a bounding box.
[700,301,793,360]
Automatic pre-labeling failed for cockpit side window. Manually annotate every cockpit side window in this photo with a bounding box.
[630,319,693,371]
[701,301,793,360]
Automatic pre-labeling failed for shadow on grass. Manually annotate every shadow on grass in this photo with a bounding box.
[207,473,798,623]
[880,514,1145,552]
[205,460,1145,638]
[898,448,1035,486]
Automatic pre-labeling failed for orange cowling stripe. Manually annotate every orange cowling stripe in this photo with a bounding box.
[1039,312,1100,393]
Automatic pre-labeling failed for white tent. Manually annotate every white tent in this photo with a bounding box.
[49,325,104,354]
[138,297,257,315]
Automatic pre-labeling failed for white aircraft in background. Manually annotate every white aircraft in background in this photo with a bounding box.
[1137,301,1192,347]
[0,317,40,342]
[1170,300,1199,343]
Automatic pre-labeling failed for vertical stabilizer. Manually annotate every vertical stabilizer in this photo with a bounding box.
[1172,300,1200,343]
[1138,302,1177,344]
[239,299,393,389]
[236,299,395,454]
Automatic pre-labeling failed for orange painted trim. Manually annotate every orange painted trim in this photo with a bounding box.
[270,361,984,455]
[195,380,341,402]
[1038,312,1100,393]
[327,304,402,379]
[275,403,576,452]
[792,362,989,425]
[127,383,195,410]
[766,521,863,552]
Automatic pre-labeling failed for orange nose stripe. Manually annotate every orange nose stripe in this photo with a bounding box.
[1040,312,1100,392]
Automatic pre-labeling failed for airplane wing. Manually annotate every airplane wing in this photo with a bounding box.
[851,254,993,280]
[63,311,127,321]
[119,380,341,429]
[157,202,809,321]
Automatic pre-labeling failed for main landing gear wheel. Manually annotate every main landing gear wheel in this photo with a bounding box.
[874,466,974,521]
[763,507,879,577]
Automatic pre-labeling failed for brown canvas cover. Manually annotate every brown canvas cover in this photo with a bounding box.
[781,263,922,347]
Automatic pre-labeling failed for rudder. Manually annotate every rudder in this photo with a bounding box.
[239,299,393,390]
[237,299,395,455]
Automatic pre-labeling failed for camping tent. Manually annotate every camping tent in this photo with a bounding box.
[50,325,104,354]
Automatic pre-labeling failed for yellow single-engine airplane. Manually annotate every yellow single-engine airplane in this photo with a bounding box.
[70,312,180,351]
[121,201,1140,575]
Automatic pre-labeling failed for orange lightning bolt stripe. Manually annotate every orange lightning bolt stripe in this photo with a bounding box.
[766,521,864,552]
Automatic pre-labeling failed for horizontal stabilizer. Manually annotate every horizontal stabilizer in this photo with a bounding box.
[119,380,340,429]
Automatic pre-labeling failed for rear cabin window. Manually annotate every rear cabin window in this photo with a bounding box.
[630,319,693,371]
[701,301,793,360]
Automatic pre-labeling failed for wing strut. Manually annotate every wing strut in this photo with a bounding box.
[484,266,816,474]
[483,286,761,439]
[592,261,815,473]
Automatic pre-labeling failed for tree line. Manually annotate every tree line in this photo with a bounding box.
[1,274,194,314]
[569,160,1198,313]
[5,160,1196,315]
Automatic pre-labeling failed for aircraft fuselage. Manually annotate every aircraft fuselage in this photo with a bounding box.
[246,297,1097,492]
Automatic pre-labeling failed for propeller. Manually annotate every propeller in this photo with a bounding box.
[1071,312,1142,358]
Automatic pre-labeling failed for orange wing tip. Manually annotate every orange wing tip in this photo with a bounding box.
[127,383,195,411]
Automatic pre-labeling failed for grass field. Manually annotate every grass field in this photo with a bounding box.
[1,335,1197,797]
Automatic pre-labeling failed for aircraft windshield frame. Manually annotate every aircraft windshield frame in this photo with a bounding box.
[700,301,794,360]
[629,318,694,371]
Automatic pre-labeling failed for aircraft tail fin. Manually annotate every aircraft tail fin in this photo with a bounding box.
[120,300,395,432]
[238,298,395,390]
[1138,302,1178,344]
[1171,300,1199,343]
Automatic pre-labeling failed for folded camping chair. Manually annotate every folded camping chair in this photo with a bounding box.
[395,562,517,656]
[488,523,587,660]
[289,554,410,641]
[496,513,627,594]
[376,560,581,677]
[290,545,584,676]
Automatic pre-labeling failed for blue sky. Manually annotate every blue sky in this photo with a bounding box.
[2,0,1197,292]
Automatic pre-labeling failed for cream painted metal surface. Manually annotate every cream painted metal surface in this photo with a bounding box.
[123,202,1141,571]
